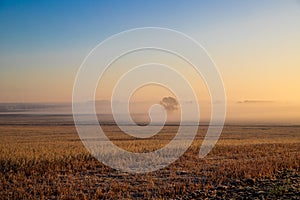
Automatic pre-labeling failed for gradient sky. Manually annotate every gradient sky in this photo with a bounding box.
[1,0,300,123]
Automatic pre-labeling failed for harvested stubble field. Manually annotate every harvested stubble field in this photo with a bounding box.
[0,117,300,199]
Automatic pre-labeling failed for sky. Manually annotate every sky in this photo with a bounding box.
[0,0,300,123]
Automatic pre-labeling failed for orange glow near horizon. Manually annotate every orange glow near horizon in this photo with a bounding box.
[1,1,300,123]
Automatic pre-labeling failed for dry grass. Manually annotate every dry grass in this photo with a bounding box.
[0,124,299,199]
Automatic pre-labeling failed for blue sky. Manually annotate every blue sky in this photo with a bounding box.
[1,0,300,123]
[0,0,300,105]
[0,0,280,54]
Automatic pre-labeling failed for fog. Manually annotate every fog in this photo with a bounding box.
[1,100,300,125]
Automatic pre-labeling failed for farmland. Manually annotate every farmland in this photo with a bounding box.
[0,115,299,199]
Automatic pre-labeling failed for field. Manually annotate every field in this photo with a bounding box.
[0,115,300,199]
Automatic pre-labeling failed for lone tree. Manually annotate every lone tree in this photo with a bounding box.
[160,97,179,112]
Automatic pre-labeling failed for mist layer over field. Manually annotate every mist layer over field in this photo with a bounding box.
[1,101,299,125]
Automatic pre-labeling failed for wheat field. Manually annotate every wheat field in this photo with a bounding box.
[0,122,300,199]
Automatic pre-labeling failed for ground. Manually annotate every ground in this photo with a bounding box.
[0,116,299,199]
